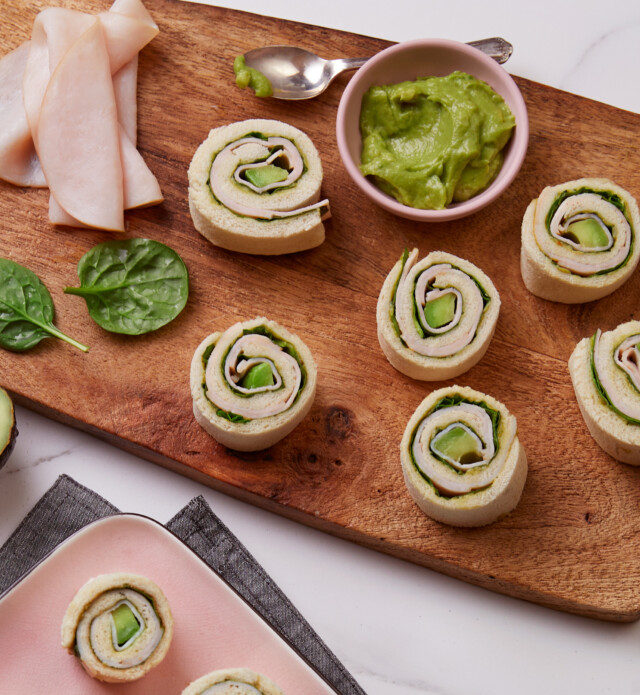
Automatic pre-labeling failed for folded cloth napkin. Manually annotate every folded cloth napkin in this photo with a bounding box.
[0,474,365,695]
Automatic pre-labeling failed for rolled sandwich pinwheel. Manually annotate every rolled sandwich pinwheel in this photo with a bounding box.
[377,249,500,381]
[61,573,173,682]
[190,317,317,451]
[400,386,528,527]
[188,119,330,255]
[181,667,284,695]
[569,320,640,465]
[521,178,640,303]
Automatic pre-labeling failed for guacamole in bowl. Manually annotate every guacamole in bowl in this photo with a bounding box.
[359,71,516,210]
[336,38,528,222]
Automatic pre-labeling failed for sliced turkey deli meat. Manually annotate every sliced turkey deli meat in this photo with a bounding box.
[190,317,317,451]
[113,55,138,145]
[400,386,528,527]
[377,249,500,381]
[569,320,640,465]
[521,178,640,303]
[38,20,124,231]
[60,573,173,683]
[0,0,161,228]
[0,42,46,186]
[188,119,330,255]
[181,668,284,695]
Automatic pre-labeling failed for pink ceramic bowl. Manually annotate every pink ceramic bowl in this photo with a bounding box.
[336,38,529,222]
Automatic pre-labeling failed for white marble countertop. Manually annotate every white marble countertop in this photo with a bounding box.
[2,1,640,693]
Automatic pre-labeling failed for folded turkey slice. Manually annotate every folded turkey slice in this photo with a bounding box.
[38,20,124,231]
[0,43,46,186]
[48,122,162,228]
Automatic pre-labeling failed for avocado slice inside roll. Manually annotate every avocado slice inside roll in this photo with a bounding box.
[430,424,484,466]
[562,215,611,249]
[243,164,289,188]
[239,361,277,389]
[111,601,142,648]
[424,291,457,330]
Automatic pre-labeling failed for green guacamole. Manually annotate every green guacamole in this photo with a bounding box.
[233,55,273,98]
[359,71,515,210]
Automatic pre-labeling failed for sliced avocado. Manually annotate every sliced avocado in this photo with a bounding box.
[244,164,289,188]
[0,387,17,471]
[564,217,609,248]
[431,425,483,465]
[239,362,275,389]
[424,293,456,329]
[111,603,141,647]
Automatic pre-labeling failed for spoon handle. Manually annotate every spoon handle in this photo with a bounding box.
[327,57,370,78]
[467,37,513,64]
[331,37,513,78]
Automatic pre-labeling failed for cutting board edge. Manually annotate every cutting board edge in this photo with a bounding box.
[12,393,640,624]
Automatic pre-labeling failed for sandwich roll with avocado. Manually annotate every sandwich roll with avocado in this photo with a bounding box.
[400,386,527,527]
[181,667,284,695]
[569,320,640,465]
[377,249,500,381]
[190,317,317,451]
[188,119,330,255]
[521,178,640,303]
[61,573,173,682]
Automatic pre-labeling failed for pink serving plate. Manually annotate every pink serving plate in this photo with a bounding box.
[0,514,339,693]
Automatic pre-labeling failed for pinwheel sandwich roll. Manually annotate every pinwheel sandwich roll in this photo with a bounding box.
[569,320,640,465]
[188,119,330,255]
[521,178,640,303]
[400,386,527,527]
[61,572,173,683]
[377,249,500,381]
[191,317,317,451]
[181,667,284,695]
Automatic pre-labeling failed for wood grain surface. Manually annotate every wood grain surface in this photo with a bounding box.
[2,0,640,621]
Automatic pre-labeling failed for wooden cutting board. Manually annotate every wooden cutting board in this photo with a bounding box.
[2,0,640,622]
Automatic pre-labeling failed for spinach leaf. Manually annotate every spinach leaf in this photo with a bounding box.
[64,239,189,335]
[215,408,250,424]
[0,258,89,352]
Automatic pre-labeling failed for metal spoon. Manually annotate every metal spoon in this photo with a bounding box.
[243,38,513,100]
